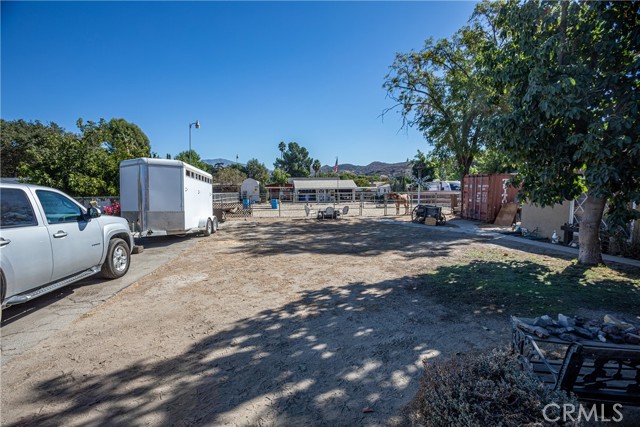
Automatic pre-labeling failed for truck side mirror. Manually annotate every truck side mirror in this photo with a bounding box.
[88,207,102,218]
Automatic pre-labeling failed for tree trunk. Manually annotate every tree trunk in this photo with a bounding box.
[578,193,606,265]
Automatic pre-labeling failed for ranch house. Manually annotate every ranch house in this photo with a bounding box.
[291,178,358,203]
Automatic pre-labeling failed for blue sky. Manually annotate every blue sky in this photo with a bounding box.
[2,1,477,168]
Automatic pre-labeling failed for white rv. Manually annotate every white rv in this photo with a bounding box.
[120,158,218,237]
[425,180,461,192]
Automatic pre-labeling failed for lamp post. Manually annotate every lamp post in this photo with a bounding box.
[188,120,200,163]
[416,165,423,208]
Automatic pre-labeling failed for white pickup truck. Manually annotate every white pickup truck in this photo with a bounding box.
[0,182,134,308]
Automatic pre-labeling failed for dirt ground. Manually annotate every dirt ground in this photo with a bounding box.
[0,217,584,426]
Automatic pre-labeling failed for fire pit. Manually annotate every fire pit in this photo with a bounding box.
[511,314,640,405]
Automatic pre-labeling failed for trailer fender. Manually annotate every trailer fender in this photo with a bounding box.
[197,216,209,229]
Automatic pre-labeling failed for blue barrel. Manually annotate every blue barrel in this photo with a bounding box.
[271,199,278,209]
[243,198,250,209]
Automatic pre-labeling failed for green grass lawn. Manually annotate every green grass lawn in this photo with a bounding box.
[419,247,640,317]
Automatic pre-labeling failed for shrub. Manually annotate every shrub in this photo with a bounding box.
[406,349,579,427]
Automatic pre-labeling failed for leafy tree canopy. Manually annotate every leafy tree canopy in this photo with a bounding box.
[411,150,437,182]
[245,158,270,184]
[478,0,639,264]
[213,166,247,186]
[0,119,66,178]
[3,118,150,196]
[384,26,497,182]
[273,141,314,178]
[270,168,290,185]
[174,149,210,172]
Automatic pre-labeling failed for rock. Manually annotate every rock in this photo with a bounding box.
[534,315,555,327]
[573,326,595,339]
[548,327,573,336]
[558,314,575,328]
[624,333,640,345]
[513,317,549,338]
[597,331,607,343]
[604,314,632,329]
[602,325,620,335]
[559,333,579,342]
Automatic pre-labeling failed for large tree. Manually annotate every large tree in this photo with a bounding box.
[273,141,314,178]
[245,158,270,184]
[77,118,151,193]
[411,150,436,182]
[480,0,640,265]
[0,119,66,178]
[213,167,247,186]
[270,168,290,185]
[16,126,113,196]
[174,149,210,172]
[384,28,495,183]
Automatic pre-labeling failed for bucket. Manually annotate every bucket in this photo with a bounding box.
[271,199,278,209]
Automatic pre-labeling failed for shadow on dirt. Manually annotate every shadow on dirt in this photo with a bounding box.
[8,274,503,427]
[227,218,486,261]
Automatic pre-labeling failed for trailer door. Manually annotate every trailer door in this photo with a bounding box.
[148,164,183,212]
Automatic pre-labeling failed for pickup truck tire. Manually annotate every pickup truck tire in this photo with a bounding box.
[101,238,130,279]
[204,218,213,237]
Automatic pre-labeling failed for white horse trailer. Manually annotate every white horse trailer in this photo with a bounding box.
[120,158,218,237]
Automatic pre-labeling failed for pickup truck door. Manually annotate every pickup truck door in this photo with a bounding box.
[34,190,103,281]
[0,188,53,296]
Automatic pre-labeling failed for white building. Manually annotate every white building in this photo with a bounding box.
[290,178,358,202]
[241,178,261,202]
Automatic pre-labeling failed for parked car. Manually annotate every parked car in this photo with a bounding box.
[0,182,134,308]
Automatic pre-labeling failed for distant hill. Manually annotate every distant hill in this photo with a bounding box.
[203,158,243,167]
[321,161,411,177]
[205,158,411,177]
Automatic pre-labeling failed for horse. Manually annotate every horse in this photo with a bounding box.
[387,192,410,215]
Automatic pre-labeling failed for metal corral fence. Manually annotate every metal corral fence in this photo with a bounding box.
[215,191,461,221]
[74,191,462,222]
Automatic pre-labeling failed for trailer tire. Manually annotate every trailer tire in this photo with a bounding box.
[101,238,131,279]
[204,218,213,236]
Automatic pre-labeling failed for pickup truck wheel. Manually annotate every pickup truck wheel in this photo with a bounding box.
[101,238,130,279]
[204,218,213,236]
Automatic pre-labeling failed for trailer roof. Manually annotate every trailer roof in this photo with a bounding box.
[120,157,212,178]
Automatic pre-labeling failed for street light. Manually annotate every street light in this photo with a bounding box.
[189,120,200,163]
[416,165,423,207]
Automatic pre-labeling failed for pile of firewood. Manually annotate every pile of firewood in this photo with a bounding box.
[512,314,640,345]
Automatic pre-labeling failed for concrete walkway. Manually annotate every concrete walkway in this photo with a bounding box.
[379,217,640,268]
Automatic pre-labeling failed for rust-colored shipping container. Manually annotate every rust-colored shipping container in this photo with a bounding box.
[462,174,520,223]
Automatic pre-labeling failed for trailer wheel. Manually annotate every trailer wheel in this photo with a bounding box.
[212,217,219,233]
[204,218,213,236]
[101,238,131,279]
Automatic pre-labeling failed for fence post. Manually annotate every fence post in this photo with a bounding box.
[359,193,363,216]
